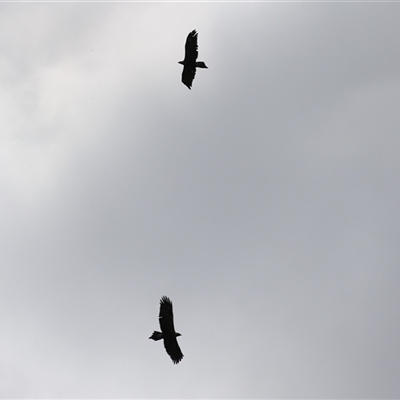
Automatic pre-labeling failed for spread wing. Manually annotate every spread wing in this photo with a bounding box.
[163,335,184,364]
[158,296,183,364]
[184,30,198,63]
[181,65,196,90]
[181,30,199,89]
[159,296,176,334]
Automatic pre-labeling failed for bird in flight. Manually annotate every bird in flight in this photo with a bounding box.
[149,296,184,364]
[178,30,208,89]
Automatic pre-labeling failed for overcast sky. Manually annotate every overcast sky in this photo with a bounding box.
[1,2,400,398]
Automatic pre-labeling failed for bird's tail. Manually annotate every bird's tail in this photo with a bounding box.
[149,331,163,341]
[196,61,208,68]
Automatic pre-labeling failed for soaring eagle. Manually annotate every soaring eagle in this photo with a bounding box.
[178,30,208,89]
[149,296,184,364]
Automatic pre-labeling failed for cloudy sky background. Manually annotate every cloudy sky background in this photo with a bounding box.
[1,2,400,398]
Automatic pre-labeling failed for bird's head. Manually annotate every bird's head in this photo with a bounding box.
[176,332,182,337]
[178,61,184,65]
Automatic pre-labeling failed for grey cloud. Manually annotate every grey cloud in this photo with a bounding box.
[1,3,400,398]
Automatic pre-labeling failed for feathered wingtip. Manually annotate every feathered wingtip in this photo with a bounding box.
[160,296,171,305]
[149,331,163,341]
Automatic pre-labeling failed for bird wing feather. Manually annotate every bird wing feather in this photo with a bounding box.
[184,30,198,63]
[159,296,176,333]
[181,66,196,89]
[163,335,184,364]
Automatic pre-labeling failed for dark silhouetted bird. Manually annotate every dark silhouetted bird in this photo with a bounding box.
[149,296,184,364]
[178,30,208,89]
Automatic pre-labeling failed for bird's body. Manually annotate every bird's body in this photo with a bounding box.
[178,30,208,89]
[149,296,183,364]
